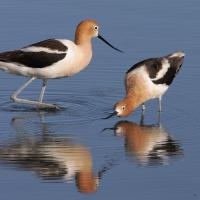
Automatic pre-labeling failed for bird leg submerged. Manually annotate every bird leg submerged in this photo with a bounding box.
[141,103,146,113]
[10,77,60,110]
[158,96,162,112]
[139,109,161,127]
[38,79,47,103]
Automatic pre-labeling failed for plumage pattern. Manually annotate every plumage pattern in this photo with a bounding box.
[127,52,183,86]
[0,39,68,69]
[127,58,163,79]
[0,50,66,68]
[26,39,68,52]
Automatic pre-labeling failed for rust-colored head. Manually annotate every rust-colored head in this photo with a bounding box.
[74,19,123,52]
[103,97,139,119]
[114,98,136,117]
[75,19,99,44]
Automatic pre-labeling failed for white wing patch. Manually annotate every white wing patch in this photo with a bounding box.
[21,46,66,54]
[151,59,170,81]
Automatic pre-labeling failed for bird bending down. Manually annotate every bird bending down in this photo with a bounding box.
[0,19,122,110]
[105,51,185,118]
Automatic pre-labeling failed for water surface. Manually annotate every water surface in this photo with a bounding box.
[0,0,200,199]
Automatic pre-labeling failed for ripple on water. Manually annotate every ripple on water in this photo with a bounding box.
[0,92,116,125]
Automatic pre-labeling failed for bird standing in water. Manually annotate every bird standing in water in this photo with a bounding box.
[0,19,122,110]
[105,51,185,118]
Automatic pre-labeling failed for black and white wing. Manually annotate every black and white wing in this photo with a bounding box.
[126,51,184,86]
[126,58,163,78]
[152,51,185,85]
[0,39,68,68]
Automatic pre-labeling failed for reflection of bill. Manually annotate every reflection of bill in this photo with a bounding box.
[104,121,183,166]
[0,115,101,193]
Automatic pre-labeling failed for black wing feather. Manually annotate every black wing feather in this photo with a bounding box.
[0,50,66,68]
[25,39,68,52]
[126,58,162,79]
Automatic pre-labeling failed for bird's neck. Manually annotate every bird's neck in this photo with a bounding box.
[75,32,92,46]
[73,34,93,72]
[75,34,92,56]
[124,92,147,113]
[78,41,92,54]
[124,76,151,114]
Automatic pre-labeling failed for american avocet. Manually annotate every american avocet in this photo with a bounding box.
[0,19,122,110]
[104,51,185,118]
[103,120,182,166]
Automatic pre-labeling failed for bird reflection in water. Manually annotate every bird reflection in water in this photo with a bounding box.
[103,118,183,166]
[0,113,111,193]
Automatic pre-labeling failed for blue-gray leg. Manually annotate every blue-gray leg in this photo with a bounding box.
[39,79,47,103]
[158,96,162,112]
[142,103,146,112]
[10,77,60,110]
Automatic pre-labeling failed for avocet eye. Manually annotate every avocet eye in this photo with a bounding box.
[94,26,98,30]
[122,106,125,110]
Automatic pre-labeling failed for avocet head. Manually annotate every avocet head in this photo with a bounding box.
[114,99,133,117]
[104,99,134,119]
[75,19,100,39]
[75,19,123,52]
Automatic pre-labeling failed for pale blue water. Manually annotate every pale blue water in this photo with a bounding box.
[0,0,200,199]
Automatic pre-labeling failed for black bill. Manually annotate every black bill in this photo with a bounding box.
[98,34,123,53]
[102,111,118,119]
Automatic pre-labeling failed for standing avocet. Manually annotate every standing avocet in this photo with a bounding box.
[0,19,122,110]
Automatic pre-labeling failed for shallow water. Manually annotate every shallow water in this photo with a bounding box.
[0,0,200,199]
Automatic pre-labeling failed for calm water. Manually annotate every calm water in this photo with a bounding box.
[0,0,200,199]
